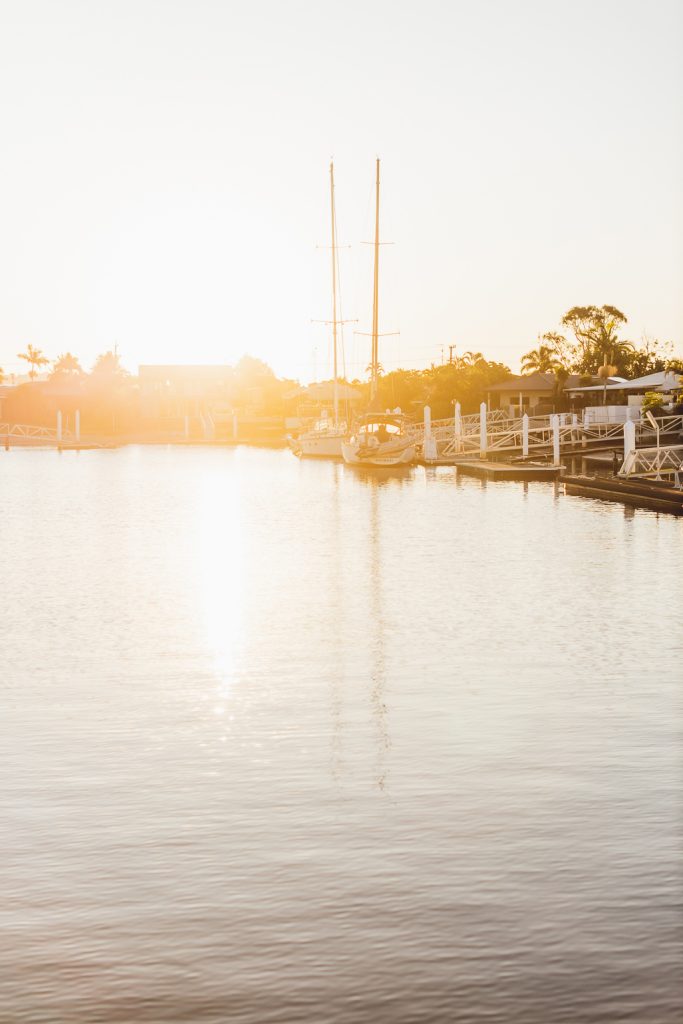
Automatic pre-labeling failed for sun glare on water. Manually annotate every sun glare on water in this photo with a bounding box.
[195,464,247,706]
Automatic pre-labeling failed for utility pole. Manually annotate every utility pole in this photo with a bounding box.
[449,344,456,365]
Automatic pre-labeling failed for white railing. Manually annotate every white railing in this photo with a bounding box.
[619,444,683,483]
[0,422,73,440]
[412,407,683,461]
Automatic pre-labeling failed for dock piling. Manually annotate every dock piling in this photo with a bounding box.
[423,406,437,461]
[552,414,560,466]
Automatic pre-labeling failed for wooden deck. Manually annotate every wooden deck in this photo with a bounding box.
[455,460,562,481]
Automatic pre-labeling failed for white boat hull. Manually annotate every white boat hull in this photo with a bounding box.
[289,432,345,458]
[341,440,416,467]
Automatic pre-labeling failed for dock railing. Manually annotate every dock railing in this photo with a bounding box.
[619,444,683,484]
[416,407,683,461]
[0,422,74,442]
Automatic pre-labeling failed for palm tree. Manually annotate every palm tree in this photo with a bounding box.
[18,344,49,381]
[600,339,635,376]
[51,352,83,377]
[520,343,562,374]
[460,350,485,366]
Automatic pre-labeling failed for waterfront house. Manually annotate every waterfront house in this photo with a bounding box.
[486,372,614,416]
[564,369,683,407]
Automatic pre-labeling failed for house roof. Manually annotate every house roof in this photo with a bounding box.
[488,372,589,393]
[566,370,682,394]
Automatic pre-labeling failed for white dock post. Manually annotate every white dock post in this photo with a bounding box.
[454,401,462,453]
[56,410,63,443]
[423,405,437,462]
[522,413,529,457]
[623,420,635,464]
[552,414,560,466]
[479,402,487,459]
[75,409,80,442]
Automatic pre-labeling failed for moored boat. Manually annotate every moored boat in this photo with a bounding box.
[341,414,416,466]
[288,419,347,458]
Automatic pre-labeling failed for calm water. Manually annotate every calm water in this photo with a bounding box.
[1,446,682,1023]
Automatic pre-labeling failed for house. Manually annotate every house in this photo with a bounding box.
[564,369,683,406]
[138,365,234,418]
[485,372,612,416]
[284,381,363,428]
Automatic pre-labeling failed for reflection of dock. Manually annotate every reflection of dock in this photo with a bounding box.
[455,460,561,481]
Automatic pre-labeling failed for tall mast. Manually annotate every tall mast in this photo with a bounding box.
[330,161,339,427]
[370,158,381,403]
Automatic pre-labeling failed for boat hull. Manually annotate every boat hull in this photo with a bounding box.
[341,441,416,467]
[289,432,345,458]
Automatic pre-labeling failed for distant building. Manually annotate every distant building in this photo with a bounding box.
[138,365,235,433]
[486,372,612,416]
[0,384,13,421]
[564,369,683,403]
[284,381,363,427]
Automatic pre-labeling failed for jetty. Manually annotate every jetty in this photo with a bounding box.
[454,460,561,481]
[414,404,683,465]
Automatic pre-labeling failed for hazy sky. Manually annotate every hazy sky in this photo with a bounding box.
[1,0,681,381]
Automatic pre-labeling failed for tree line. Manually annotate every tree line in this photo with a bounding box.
[1,304,680,429]
[520,305,682,379]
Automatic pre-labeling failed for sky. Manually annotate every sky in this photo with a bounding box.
[0,0,681,382]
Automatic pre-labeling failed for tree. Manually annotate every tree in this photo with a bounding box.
[520,343,562,374]
[235,355,275,386]
[51,352,84,378]
[624,335,682,378]
[18,344,49,381]
[456,351,486,368]
[376,368,424,412]
[542,331,575,369]
[560,305,630,373]
[91,350,129,378]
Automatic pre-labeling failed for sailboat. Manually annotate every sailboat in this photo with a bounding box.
[289,162,349,459]
[341,159,416,467]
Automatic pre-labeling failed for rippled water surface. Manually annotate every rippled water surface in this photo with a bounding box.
[1,446,682,1023]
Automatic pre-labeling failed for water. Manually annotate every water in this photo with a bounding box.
[1,446,681,1023]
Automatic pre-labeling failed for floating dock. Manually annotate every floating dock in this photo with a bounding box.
[563,475,683,515]
[455,460,562,481]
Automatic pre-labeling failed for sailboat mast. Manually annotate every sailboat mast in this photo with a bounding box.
[370,157,380,403]
[330,161,339,426]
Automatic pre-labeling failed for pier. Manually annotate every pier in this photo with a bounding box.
[414,405,683,465]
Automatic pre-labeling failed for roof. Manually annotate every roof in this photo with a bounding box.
[488,372,588,393]
[566,370,682,394]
